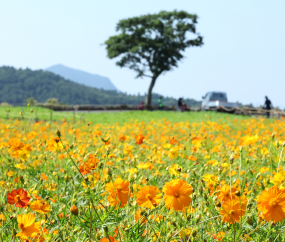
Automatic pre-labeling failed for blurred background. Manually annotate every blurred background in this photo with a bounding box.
[0,0,284,108]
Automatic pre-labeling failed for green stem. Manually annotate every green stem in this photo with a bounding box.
[56,142,59,211]
[103,226,112,242]
[90,198,103,224]
[59,137,86,182]
[89,203,93,241]
[277,146,284,171]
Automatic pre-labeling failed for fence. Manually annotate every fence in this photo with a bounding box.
[0,109,85,123]
[205,106,285,119]
[0,105,284,123]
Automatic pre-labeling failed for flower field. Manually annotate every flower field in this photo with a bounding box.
[0,115,285,241]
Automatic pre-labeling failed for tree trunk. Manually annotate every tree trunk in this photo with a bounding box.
[146,75,157,110]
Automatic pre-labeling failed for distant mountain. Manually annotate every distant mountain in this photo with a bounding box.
[46,64,118,91]
[0,66,201,107]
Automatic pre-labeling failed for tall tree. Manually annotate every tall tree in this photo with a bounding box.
[105,10,203,109]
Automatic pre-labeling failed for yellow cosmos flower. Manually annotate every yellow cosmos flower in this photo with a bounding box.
[203,174,218,188]
[271,171,285,188]
[15,163,27,170]
[169,164,182,176]
[168,147,179,159]
[16,213,41,240]
[7,171,14,177]
[30,200,51,214]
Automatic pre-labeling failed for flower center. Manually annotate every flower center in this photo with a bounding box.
[269,198,278,207]
[146,194,152,200]
[117,185,122,192]
[174,192,180,198]
[229,210,235,215]
[15,195,21,201]
[19,223,25,229]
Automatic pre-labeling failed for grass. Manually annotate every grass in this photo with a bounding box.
[0,108,284,241]
[0,106,255,125]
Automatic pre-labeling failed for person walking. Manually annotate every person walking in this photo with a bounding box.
[177,98,187,112]
[158,96,164,110]
[264,96,273,118]
[177,98,182,111]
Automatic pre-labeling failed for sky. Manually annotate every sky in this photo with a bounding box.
[0,0,285,108]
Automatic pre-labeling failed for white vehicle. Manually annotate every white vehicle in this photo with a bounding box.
[201,92,239,111]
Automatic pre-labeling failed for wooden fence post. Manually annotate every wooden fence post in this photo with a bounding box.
[50,110,53,122]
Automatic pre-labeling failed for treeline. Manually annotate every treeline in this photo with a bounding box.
[0,66,200,107]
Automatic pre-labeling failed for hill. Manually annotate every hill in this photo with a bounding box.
[46,64,118,91]
[0,66,201,107]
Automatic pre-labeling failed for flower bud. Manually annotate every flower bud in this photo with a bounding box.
[256,173,260,179]
[56,129,61,138]
[247,215,253,225]
[229,154,234,164]
[215,201,221,207]
[54,137,60,143]
[70,205,78,216]
[195,214,201,222]
[191,229,198,237]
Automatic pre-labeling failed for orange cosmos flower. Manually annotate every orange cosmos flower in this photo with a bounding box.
[136,185,162,209]
[220,199,245,224]
[41,173,48,181]
[212,231,225,241]
[100,236,119,242]
[119,134,126,142]
[87,154,99,169]
[30,200,51,214]
[16,213,41,240]
[135,134,144,145]
[79,163,91,175]
[218,185,237,202]
[163,179,192,211]
[135,209,148,224]
[105,178,130,208]
[7,188,30,208]
[170,137,178,145]
[257,186,285,222]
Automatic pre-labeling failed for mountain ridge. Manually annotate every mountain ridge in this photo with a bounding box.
[46,64,118,91]
[0,66,201,107]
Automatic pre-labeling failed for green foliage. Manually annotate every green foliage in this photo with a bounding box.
[0,66,200,106]
[26,97,38,106]
[45,98,59,105]
[105,10,203,106]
